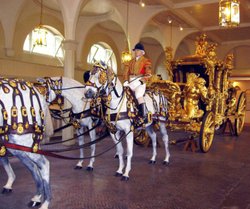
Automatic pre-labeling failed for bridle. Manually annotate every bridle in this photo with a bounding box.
[89,63,125,109]
[43,77,63,106]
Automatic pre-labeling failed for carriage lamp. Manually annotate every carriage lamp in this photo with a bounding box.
[219,0,240,27]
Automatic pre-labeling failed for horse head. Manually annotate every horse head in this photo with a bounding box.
[37,77,62,105]
[85,61,110,98]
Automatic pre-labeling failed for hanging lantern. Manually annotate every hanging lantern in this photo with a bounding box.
[32,0,47,47]
[33,26,47,47]
[121,48,132,63]
[121,0,132,63]
[219,0,240,27]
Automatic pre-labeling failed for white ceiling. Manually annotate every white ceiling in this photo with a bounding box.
[37,0,250,44]
[128,0,250,43]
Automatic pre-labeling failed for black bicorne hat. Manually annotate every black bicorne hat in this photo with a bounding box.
[133,42,144,51]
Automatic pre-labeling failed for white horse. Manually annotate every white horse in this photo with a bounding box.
[41,76,98,170]
[85,62,170,180]
[0,77,54,209]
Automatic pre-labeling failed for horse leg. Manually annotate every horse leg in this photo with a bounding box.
[26,153,51,209]
[110,132,124,177]
[0,156,16,194]
[33,155,51,209]
[12,150,45,207]
[159,122,170,165]
[75,128,84,169]
[146,126,157,164]
[86,127,96,171]
[121,131,134,181]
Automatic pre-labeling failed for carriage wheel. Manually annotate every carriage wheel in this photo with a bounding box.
[199,111,215,153]
[234,92,247,136]
[134,130,149,146]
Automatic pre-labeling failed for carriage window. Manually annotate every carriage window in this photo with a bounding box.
[23,27,64,60]
[87,43,117,73]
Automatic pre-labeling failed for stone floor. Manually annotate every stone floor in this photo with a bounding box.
[1,126,250,209]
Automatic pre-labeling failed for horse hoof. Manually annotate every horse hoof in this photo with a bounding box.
[149,160,156,164]
[2,188,12,194]
[27,201,41,208]
[74,166,82,170]
[114,172,122,177]
[163,161,170,166]
[86,166,94,171]
[121,176,129,181]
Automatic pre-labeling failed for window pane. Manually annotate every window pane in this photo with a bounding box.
[87,43,117,73]
[23,27,64,59]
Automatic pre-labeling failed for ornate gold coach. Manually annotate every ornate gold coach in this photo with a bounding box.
[147,34,246,152]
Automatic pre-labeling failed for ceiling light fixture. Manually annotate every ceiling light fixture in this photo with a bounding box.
[219,0,240,27]
[167,17,172,24]
[121,0,132,63]
[168,16,173,48]
[33,0,47,47]
[139,0,145,7]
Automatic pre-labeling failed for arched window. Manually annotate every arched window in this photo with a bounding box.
[87,42,117,73]
[23,26,64,60]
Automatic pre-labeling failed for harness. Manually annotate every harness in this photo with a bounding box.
[44,77,63,106]
[44,77,101,130]
[99,76,167,131]
[89,62,168,136]
[0,78,45,156]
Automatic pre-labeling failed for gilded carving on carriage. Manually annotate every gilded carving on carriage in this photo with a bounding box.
[149,34,247,153]
[165,46,174,80]
[182,73,207,119]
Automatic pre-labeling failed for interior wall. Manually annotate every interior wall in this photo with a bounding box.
[216,44,250,77]
[155,52,168,80]
[141,40,164,74]
[0,58,63,81]
[77,25,123,83]
[0,22,4,57]
[175,40,192,59]
[0,0,64,82]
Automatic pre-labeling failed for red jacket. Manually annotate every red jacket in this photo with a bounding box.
[124,56,152,80]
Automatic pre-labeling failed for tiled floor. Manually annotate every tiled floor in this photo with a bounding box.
[1,126,250,209]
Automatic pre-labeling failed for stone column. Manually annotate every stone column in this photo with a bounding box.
[62,39,78,145]
[5,48,15,57]
[63,39,78,77]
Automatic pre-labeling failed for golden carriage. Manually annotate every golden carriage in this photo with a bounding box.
[140,34,247,152]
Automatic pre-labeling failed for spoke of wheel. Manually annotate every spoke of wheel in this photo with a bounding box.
[203,114,214,151]
[204,132,212,149]
[205,117,214,133]
[236,93,246,134]
[239,97,246,111]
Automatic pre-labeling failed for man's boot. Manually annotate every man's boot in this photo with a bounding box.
[138,103,148,124]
